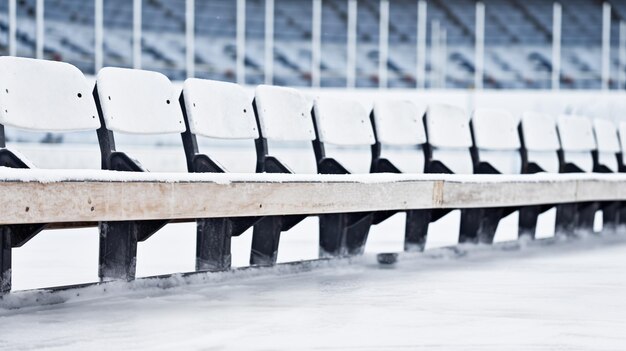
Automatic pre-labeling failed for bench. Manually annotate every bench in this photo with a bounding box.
[555,115,597,235]
[518,111,560,238]
[0,57,100,293]
[180,78,260,271]
[94,67,185,281]
[370,99,428,251]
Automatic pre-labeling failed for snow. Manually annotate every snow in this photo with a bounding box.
[471,108,520,150]
[254,85,316,141]
[313,96,376,146]
[372,100,427,146]
[182,79,259,140]
[0,57,100,132]
[425,104,472,148]
[96,67,185,134]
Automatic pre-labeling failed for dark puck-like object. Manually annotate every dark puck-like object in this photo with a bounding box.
[377,253,398,265]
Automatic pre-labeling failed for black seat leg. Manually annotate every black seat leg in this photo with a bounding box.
[319,214,347,258]
[602,202,619,233]
[0,227,11,294]
[250,216,282,266]
[476,208,503,244]
[519,206,540,240]
[404,209,430,252]
[555,203,577,236]
[98,221,139,281]
[459,208,483,244]
[196,218,232,271]
[345,213,373,256]
[576,202,599,234]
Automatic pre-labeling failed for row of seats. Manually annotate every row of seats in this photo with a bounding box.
[0,56,624,293]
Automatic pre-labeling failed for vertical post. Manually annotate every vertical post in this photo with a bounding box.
[236,0,246,84]
[36,0,44,59]
[601,2,611,90]
[416,0,427,89]
[346,0,357,88]
[95,0,103,72]
[133,0,142,69]
[378,0,389,89]
[265,0,274,85]
[551,2,562,90]
[8,0,16,56]
[430,20,439,89]
[441,28,447,89]
[312,0,322,88]
[474,1,485,90]
[617,21,626,89]
[186,0,195,78]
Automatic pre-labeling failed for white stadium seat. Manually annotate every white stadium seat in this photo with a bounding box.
[557,115,596,173]
[424,104,473,175]
[471,108,522,174]
[96,67,185,135]
[0,57,99,132]
[593,119,620,173]
[520,111,560,173]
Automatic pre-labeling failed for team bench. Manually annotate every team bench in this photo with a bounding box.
[0,57,625,294]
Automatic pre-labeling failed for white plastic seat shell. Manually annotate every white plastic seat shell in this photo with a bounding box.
[557,115,596,152]
[471,108,520,150]
[520,111,560,152]
[593,119,620,172]
[619,122,626,165]
[313,96,375,146]
[372,100,427,146]
[96,67,185,134]
[182,78,258,140]
[425,104,472,148]
[0,57,100,132]
[254,85,315,142]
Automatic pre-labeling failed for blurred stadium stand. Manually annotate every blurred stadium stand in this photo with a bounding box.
[0,0,622,89]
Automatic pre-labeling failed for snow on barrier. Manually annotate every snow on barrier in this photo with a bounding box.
[1,57,626,294]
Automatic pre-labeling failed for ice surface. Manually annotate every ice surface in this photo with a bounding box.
[471,108,520,150]
[313,96,376,146]
[254,85,316,142]
[425,104,472,148]
[182,79,259,140]
[96,67,185,134]
[372,100,427,146]
[0,57,100,132]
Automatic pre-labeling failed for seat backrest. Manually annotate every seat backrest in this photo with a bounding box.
[96,67,185,135]
[313,96,375,173]
[0,57,99,133]
[371,100,427,174]
[593,118,619,172]
[424,104,473,174]
[181,78,258,173]
[519,111,560,173]
[556,115,596,173]
[471,108,521,174]
[254,85,317,174]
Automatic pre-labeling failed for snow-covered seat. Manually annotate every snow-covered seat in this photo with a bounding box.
[592,119,621,231]
[371,100,427,174]
[370,99,428,251]
[180,78,261,271]
[518,111,560,239]
[249,85,317,265]
[94,67,185,281]
[0,57,100,293]
[519,111,560,174]
[619,121,626,172]
[424,104,474,175]
[555,115,598,234]
[312,96,376,257]
[592,119,619,173]
[461,108,522,244]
